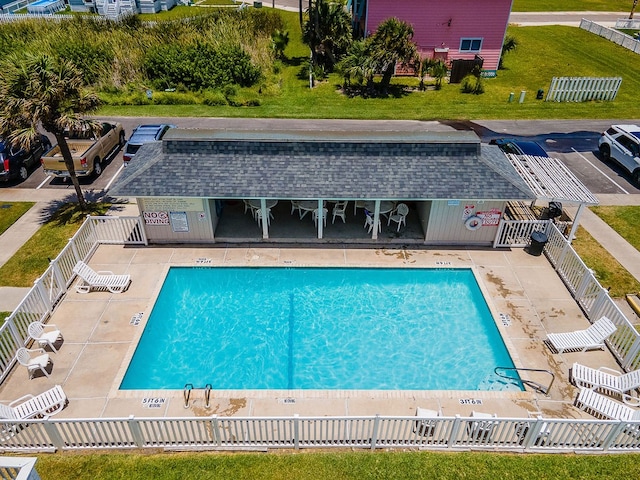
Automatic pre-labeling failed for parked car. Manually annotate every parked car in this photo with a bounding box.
[41,121,125,178]
[0,135,52,183]
[123,124,175,165]
[489,138,548,157]
[598,124,640,186]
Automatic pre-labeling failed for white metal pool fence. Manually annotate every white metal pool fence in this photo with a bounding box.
[2,413,640,453]
[1,215,640,453]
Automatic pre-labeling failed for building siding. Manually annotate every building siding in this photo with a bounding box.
[424,200,506,245]
[365,0,512,72]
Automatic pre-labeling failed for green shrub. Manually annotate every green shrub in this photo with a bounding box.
[55,40,114,84]
[151,91,199,105]
[202,90,228,106]
[460,74,485,94]
[143,42,261,90]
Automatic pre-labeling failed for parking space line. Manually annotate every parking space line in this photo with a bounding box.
[36,175,52,190]
[104,164,125,192]
[571,147,630,195]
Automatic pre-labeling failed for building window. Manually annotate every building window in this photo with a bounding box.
[459,38,482,52]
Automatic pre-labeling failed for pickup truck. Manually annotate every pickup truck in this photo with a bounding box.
[41,121,125,178]
[0,134,52,183]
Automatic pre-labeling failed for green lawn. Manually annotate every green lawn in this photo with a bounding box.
[0,203,109,287]
[31,450,640,479]
[513,0,631,11]
[99,23,640,120]
[591,205,640,251]
[0,202,34,236]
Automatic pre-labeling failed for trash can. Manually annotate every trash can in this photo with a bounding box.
[528,231,548,256]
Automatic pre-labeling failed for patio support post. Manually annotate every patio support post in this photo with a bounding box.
[260,199,269,240]
[372,200,381,240]
[317,199,324,239]
[566,203,585,244]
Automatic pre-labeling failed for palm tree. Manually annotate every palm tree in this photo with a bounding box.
[302,0,353,72]
[337,39,376,91]
[0,54,101,211]
[369,18,418,94]
[631,0,638,19]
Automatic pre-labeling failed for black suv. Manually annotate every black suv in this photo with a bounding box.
[0,135,52,183]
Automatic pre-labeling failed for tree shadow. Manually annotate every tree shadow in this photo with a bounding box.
[337,82,413,99]
[282,56,305,68]
[37,191,130,226]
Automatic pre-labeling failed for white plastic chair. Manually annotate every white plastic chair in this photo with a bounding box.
[16,347,51,379]
[364,214,381,234]
[28,321,63,353]
[388,203,409,232]
[255,208,272,227]
[413,407,441,437]
[546,316,616,353]
[466,411,497,441]
[313,208,328,227]
[332,201,348,224]
[571,363,640,405]
[73,261,131,294]
[290,200,301,216]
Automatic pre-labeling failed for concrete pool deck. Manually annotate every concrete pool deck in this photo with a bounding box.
[0,244,622,422]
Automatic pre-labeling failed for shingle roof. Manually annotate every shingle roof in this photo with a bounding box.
[109,129,535,201]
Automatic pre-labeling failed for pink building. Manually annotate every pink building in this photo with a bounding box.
[362,0,513,76]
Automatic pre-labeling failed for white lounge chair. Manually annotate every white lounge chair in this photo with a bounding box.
[575,387,640,422]
[413,407,442,437]
[0,385,67,420]
[16,347,51,379]
[571,363,640,405]
[546,316,616,353]
[466,411,497,441]
[73,260,131,294]
[28,321,63,353]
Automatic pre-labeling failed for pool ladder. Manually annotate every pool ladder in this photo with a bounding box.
[183,383,212,408]
[494,367,555,396]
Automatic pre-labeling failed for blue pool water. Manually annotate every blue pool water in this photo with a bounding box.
[120,267,521,391]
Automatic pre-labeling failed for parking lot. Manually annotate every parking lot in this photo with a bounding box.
[2,118,640,198]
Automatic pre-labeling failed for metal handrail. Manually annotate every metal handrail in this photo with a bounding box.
[495,367,555,396]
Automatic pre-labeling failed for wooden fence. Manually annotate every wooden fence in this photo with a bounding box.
[580,18,640,54]
[545,76,622,102]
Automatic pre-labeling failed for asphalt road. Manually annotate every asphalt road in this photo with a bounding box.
[5,117,639,198]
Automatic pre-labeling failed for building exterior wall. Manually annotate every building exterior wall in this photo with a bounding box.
[424,200,506,245]
[365,0,512,73]
[138,197,215,243]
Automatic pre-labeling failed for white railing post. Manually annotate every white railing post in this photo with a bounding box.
[370,414,380,450]
[33,277,52,313]
[601,421,627,451]
[447,415,462,448]
[128,415,145,447]
[42,419,65,451]
[622,337,640,369]
[69,236,81,263]
[137,217,149,246]
[293,414,300,450]
[590,289,612,319]
[211,415,221,446]
[50,260,66,300]
[574,271,595,302]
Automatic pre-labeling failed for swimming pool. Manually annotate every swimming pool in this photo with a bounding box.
[121,267,521,391]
